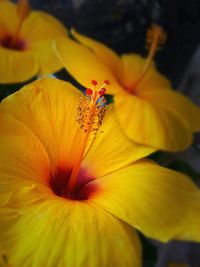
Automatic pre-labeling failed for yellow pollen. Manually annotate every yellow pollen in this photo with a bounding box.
[64,80,108,196]
[133,24,167,88]
[10,0,31,47]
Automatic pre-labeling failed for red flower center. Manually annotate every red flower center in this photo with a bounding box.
[50,167,98,201]
[1,34,26,51]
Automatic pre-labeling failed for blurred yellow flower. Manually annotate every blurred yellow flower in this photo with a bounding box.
[55,28,200,152]
[0,0,67,84]
[0,78,200,267]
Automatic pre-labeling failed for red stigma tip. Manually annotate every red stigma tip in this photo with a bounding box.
[99,88,106,96]
[86,88,93,95]
[91,80,98,86]
[104,80,110,85]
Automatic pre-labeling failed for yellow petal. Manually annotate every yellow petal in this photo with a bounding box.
[82,105,155,177]
[121,54,171,93]
[30,40,64,75]
[0,48,39,83]
[71,28,123,79]
[0,78,83,170]
[142,88,200,132]
[114,92,192,151]
[22,10,67,75]
[0,112,50,205]
[0,185,141,267]
[91,159,200,242]
[21,11,67,43]
[55,37,123,94]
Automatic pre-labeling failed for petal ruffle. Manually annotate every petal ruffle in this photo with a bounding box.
[142,88,200,132]
[0,185,141,267]
[114,92,192,151]
[71,29,123,79]
[0,48,39,83]
[55,37,123,94]
[91,159,200,242]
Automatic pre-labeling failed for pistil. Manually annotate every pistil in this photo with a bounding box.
[10,0,31,47]
[64,80,108,197]
[133,24,167,88]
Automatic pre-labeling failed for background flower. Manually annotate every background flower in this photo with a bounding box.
[55,32,200,151]
[0,0,67,84]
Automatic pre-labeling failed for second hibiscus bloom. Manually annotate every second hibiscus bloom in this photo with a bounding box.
[54,27,200,152]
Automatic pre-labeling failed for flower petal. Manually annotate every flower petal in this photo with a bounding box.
[0,48,39,83]
[142,88,200,132]
[0,78,83,171]
[114,92,192,151]
[55,37,123,94]
[71,29,123,79]
[22,11,68,75]
[0,185,141,267]
[91,160,200,242]
[30,40,64,75]
[121,54,171,93]
[82,105,155,177]
[0,112,50,205]
[22,11,67,43]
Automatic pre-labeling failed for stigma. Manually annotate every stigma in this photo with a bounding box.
[77,79,109,135]
[133,24,167,88]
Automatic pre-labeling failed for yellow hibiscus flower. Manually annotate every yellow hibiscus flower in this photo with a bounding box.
[0,0,67,84]
[0,78,200,267]
[55,27,200,152]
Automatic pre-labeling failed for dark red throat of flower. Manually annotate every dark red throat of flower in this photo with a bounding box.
[0,0,31,51]
[50,167,98,201]
[0,34,26,51]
